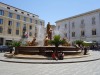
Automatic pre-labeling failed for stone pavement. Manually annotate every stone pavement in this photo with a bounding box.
[0,50,100,75]
[0,50,100,64]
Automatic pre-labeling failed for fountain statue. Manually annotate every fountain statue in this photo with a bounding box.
[27,37,38,46]
[62,38,70,46]
[44,35,50,46]
[47,22,52,40]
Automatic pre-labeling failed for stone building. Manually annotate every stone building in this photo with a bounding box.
[55,9,100,43]
[0,2,45,45]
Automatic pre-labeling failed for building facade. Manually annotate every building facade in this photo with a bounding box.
[55,9,100,43]
[0,2,45,45]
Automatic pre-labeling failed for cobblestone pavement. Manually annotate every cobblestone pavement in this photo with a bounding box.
[0,51,100,75]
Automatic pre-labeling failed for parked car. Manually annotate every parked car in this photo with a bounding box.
[0,45,13,52]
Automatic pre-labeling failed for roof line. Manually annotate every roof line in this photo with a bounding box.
[0,2,39,17]
[55,8,100,23]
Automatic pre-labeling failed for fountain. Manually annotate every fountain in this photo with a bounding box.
[4,22,84,60]
[36,25,45,46]
[13,22,80,56]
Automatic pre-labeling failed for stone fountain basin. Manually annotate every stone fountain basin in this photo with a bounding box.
[14,46,80,55]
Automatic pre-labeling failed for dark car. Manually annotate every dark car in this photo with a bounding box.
[0,45,13,52]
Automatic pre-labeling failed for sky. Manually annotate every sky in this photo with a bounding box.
[0,0,100,26]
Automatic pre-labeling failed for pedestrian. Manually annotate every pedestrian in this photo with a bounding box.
[58,52,64,60]
[84,46,87,55]
[52,52,57,60]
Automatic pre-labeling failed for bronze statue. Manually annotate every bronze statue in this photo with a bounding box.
[47,22,52,40]
[27,37,38,46]
[44,35,49,46]
[31,37,36,46]
[26,41,31,46]
[62,38,70,46]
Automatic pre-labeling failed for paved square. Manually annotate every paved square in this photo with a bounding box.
[0,51,100,75]
[0,60,100,75]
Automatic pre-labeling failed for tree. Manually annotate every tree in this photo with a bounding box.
[74,40,83,47]
[49,35,65,53]
[11,41,21,47]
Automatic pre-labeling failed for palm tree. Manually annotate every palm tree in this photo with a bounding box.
[49,35,65,53]
[74,40,83,47]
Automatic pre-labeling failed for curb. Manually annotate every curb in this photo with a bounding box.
[0,51,100,64]
[0,57,100,64]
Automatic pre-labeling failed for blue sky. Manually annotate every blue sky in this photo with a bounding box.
[0,0,100,26]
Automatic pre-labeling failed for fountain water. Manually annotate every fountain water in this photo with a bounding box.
[53,25,67,39]
[36,25,45,46]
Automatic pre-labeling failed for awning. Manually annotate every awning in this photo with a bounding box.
[83,41,92,43]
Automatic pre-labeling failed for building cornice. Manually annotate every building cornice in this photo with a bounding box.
[0,2,39,17]
[55,9,100,23]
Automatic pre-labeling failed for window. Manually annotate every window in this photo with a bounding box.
[27,14,29,16]
[7,7,10,9]
[29,32,32,36]
[81,19,84,25]
[92,17,96,25]
[0,19,3,24]
[8,12,13,18]
[8,21,12,26]
[23,24,26,28]
[16,30,19,35]
[72,22,75,28]
[35,27,37,31]
[24,17,26,21]
[15,9,17,12]
[80,20,85,28]
[21,12,24,14]
[0,26,3,33]
[65,24,67,28]
[81,31,85,37]
[23,24,26,31]
[16,22,20,27]
[35,27,37,37]
[0,10,4,15]
[29,25,32,30]
[92,29,96,35]
[58,26,60,30]
[40,21,42,25]
[64,33,67,37]
[30,18,32,23]
[8,28,12,34]
[35,20,38,24]
[72,32,75,37]
[17,15,20,20]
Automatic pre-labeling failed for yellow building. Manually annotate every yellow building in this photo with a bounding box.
[0,2,45,45]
